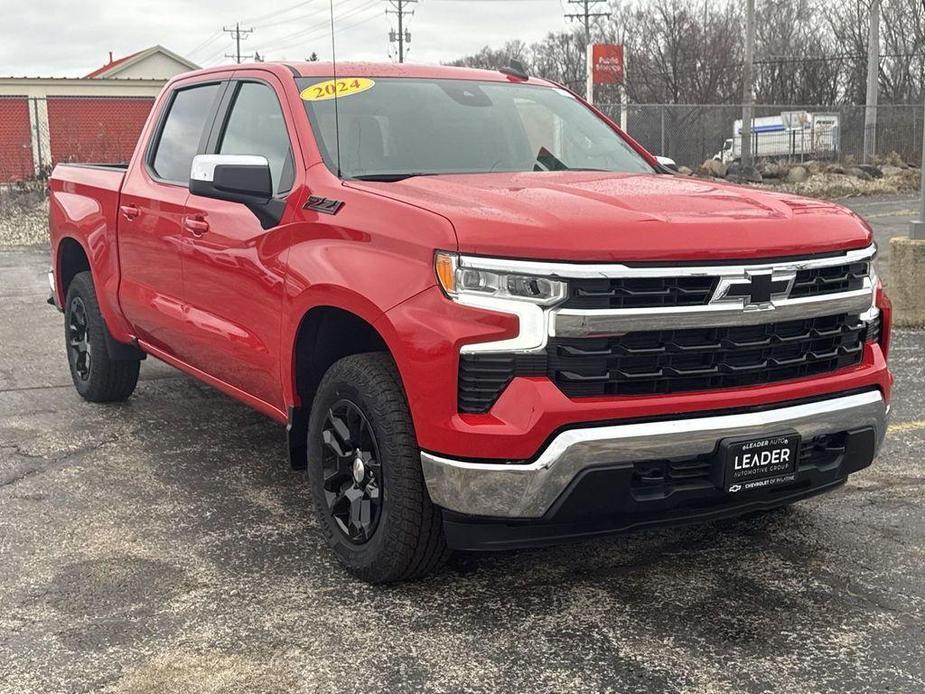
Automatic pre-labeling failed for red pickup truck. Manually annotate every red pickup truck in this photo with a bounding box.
[48,62,892,583]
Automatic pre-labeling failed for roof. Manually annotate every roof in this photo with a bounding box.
[84,50,142,79]
[298,62,555,85]
[177,61,557,87]
[85,45,199,79]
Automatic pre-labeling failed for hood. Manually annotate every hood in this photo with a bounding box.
[347,171,872,262]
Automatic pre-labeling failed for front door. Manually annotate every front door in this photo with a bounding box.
[180,76,299,408]
[118,81,224,355]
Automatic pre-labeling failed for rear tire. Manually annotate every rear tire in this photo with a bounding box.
[64,271,140,402]
[306,352,450,583]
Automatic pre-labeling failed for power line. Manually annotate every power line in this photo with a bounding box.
[224,22,255,64]
[200,41,234,66]
[255,12,321,30]
[386,0,417,63]
[241,1,313,27]
[754,52,925,65]
[186,31,223,57]
[257,0,379,54]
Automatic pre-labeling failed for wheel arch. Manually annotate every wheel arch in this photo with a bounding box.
[56,235,91,301]
[286,299,407,470]
[55,235,144,362]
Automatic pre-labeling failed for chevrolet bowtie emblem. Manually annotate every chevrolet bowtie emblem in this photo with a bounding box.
[712,271,795,309]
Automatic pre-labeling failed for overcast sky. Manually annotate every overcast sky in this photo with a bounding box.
[1,0,572,78]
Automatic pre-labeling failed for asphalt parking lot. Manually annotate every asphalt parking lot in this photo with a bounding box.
[1,194,924,693]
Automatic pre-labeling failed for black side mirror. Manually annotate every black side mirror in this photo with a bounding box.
[189,154,285,228]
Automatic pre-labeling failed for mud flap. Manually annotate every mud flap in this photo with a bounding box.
[287,405,308,470]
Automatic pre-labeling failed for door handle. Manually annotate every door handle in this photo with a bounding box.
[119,204,140,221]
[183,216,210,236]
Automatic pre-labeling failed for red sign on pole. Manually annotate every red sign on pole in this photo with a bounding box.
[591,44,624,85]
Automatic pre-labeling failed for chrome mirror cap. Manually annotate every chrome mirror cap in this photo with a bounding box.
[190,154,270,183]
[655,155,678,170]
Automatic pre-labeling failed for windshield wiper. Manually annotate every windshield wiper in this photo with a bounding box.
[532,147,611,173]
[349,172,439,182]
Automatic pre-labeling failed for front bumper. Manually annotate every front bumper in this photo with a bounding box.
[421,390,888,522]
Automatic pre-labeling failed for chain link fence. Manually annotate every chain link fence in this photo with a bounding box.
[1,96,921,185]
[0,95,155,186]
[599,103,923,170]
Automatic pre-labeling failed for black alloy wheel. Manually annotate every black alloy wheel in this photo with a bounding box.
[320,399,383,544]
[63,271,140,402]
[306,352,450,583]
[67,296,92,382]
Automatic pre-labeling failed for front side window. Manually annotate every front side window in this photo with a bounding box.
[219,82,294,195]
[151,83,221,184]
[296,77,653,179]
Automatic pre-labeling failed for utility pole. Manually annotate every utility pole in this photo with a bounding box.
[223,22,254,64]
[387,0,417,63]
[911,2,925,238]
[566,0,611,106]
[741,0,756,168]
[863,0,880,164]
[565,0,610,46]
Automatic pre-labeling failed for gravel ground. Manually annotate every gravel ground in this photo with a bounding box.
[0,190,48,247]
[1,197,923,693]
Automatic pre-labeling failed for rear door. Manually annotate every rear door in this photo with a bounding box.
[179,72,301,408]
[118,79,225,354]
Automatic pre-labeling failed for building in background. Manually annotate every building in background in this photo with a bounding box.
[84,45,198,80]
[0,46,199,181]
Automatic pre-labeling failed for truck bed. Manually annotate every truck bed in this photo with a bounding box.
[48,162,128,343]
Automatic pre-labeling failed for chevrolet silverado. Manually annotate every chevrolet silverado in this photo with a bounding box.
[48,62,892,582]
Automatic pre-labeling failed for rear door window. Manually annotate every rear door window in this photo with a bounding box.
[150,83,222,184]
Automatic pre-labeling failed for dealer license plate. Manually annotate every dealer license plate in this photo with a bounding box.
[721,432,800,494]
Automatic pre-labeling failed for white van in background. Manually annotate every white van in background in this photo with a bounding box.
[717,111,840,163]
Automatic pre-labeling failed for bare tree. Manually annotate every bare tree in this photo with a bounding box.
[878,0,925,103]
[447,0,923,106]
[445,40,530,71]
[530,31,588,93]
[755,0,842,104]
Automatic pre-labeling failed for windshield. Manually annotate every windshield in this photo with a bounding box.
[296,77,654,180]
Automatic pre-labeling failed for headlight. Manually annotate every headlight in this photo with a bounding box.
[435,252,567,306]
[868,246,879,285]
[861,244,881,343]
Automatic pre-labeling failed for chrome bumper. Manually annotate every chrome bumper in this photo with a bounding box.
[421,391,888,519]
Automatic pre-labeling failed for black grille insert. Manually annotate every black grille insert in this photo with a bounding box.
[562,276,718,310]
[560,258,869,310]
[548,313,865,398]
[789,261,868,298]
[630,431,850,500]
[457,315,867,412]
[458,353,546,414]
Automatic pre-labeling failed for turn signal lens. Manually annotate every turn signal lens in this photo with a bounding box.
[434,252,457,294]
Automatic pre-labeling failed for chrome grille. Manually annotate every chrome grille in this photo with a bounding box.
[455,246,877,413]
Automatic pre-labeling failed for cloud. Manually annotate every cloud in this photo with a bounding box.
[0,0,569,77]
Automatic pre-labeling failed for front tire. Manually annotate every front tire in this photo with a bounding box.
[64,271,140,402]
[306,353,449,583]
